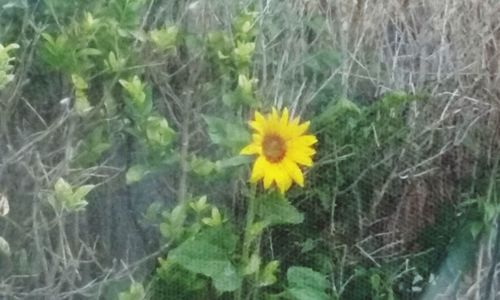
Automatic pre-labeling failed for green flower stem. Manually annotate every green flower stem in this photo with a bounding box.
[236,184,258,300]
[242,185,257,264]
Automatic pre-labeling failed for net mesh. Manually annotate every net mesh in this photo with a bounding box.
[1,0,500,299]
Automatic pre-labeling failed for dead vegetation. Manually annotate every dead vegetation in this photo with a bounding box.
[1,0,500,299]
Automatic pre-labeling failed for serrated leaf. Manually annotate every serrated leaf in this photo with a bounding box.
[288,267,329,290]
[288,287,330,300]
[169,227,241,292]
[203,115,250,151]
[286,267,329,300]
[257,193,304,226]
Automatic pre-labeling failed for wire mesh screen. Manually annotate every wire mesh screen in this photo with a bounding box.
[1,0,500,299]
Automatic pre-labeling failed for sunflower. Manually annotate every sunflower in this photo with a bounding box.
[240,107,317,193]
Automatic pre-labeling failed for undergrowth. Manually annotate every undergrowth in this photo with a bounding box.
[1,1,500,299]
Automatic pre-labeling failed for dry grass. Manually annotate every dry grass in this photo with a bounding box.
[1,0,500,299]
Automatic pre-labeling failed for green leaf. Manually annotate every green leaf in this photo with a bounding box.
[244,253,261,275]
[257,193,304,226]
[168,227,241,292]
[126,164,149,184]
[190,156,215,176]
[54,178,73,205]
[145,201,163,223]
[73,185,96,203]
[370,274,381,291]
[189,196,208,214]
[470,221,483,239]
[233,41,255,68]
[288,287,330,300]
[71,74,88,90]
[118,282,145,300]
[71,73,92,116]
[258,260,279,287]
[119,76,151,116]
[286,267,330,300]
[149,25,179,51]
[146,116,175,147]
[202,207,222,227]
[74,91,92,116]
[0,193,9,217]
[52,178,93,212]
[203,115,250,151]
[215,155,252,170]
[78,48,102,57]
[0,236,10,256]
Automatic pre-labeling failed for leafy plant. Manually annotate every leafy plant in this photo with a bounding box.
[49,178,95,212]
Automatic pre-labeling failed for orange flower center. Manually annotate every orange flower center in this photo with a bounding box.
[262,134,286,163]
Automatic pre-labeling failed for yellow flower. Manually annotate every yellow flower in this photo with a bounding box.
[240,107,317,193]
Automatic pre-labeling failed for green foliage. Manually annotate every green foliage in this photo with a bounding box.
[152,258,208,299]
[257,260,280,287]
[256,192,304,226]
[285,267,330,300]
[106,0,145,29]
[75,126,111,166]
[4,2,491,299]
[49,178,95,212]
[120,76,151,117]
[0,43,18,90]
[0,236,10,256]
[125,164,149,184]
[149,25,179,52]
[203,115,250,152]
[118,282,145,300]
[168,226,242,292]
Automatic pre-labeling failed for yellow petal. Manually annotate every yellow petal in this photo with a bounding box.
[295,121,310,137]
[282,158,304,186]
[266,108,279,131]
[287,148,313,166]
[286,141,316,156]
[293,135,317,146]
[250,156,267,182]
[275,170,292,193]
[263,170,274,189]
[252,133,262,143]
[290,116,300,126]
[255,111,265,123]
[280,107,289,126]
[271,107,279,119]
[249,120,264,133]
[240,142,261,155]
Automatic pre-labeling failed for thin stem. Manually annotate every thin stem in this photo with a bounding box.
[242,185,257,264]
[236,184,258,300]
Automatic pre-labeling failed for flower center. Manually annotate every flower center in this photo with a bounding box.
[262,134,286,163]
